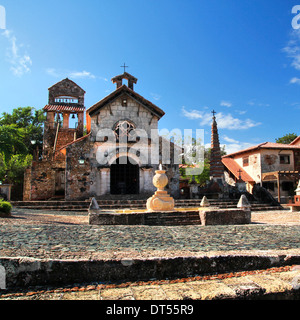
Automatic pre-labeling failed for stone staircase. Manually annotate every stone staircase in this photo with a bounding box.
[11,198,285,213]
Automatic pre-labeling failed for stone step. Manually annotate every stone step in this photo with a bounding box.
[12,200,284,212]
[11,200,240,207]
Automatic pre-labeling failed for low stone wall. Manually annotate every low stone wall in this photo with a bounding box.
[89,211,145,225]
[89,209,251,226]
[200,209,251,226]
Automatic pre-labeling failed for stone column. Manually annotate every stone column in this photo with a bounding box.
[139,168,145,193]
[100,168,110,195]
[142,168,155,193]
[47,112,55,129]
[63,113,70,129]
[77,112,84,136]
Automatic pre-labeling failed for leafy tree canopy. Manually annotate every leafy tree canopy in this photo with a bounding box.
[275,133,298,145]
[0,107,46,153]
[0,107,45,185]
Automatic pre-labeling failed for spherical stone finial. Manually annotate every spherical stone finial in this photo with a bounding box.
[153,170,168,191]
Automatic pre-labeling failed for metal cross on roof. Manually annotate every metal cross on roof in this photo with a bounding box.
[238,169,243,180]
[121,63,129,73]
[212,110,217,117]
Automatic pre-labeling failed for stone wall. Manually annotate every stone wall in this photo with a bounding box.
[199,209,251,226]
[260,149,294,173]
[24,160,65,201]
[234,152,261,184]
[90,97,159,140]
[48,78,85,106]
[23,167,32,201]
[56,129,76,151]
[65,136,92,200]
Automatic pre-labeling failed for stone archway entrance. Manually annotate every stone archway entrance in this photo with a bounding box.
[110,156,139,195]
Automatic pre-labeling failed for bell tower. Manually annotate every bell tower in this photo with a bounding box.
[111,72,138,90]
[43,78,86,159]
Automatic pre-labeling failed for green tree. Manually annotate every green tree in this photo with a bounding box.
[0,125,28,160]
[179,146,227,187]
[276,133,298,145]
[0,107,46,154]
[0,152,32,184]
[0,107,45,186]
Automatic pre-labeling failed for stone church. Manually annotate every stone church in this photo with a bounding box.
[23,72,180,201]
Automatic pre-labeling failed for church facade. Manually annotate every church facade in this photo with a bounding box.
[23,72,180,201]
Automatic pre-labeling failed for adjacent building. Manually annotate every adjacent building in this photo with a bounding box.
[222,142,300,203]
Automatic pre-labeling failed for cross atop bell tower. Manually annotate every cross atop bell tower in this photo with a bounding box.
[120,63,129,73]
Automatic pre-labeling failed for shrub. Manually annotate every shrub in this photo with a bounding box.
[0,199,12,215]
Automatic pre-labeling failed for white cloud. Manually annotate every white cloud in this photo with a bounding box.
[221,142,254,155]
[246,99,270,107]
[220,100,232,108]
[46,68,61,78]
[2,29,32,76]
[46,68,105,81]
[182,107,205,120]
[182,107,261,130]
[217,113,261,130]
[290,77,300,84]
[222,136,239,144]
[46,68,100,80]
[69,70,96,79]
[150,93,162,101]
[235,110,247,115]
[221,135,254,154]
[283,29,300,70]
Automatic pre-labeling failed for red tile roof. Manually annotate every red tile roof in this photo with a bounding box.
[43,105,85,113]
[222,157,255,183]
[223,142,300,158]
[290,136,300,146]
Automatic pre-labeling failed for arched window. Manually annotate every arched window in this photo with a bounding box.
[114,120,136,142]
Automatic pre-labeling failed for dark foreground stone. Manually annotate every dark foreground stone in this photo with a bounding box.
[1,253,300,290]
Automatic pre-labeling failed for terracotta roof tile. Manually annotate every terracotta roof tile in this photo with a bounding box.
[290,136,300,145]
[223,142,300,158]
[222,157,255,183]
[43,105,85,113]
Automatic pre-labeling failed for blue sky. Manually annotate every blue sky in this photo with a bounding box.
[1,0,300,154]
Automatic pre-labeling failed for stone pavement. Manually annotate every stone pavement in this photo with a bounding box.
[0,208,300,300]
[0,209,299,260]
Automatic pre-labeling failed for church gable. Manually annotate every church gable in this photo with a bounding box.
[87,75,165,138]
[90,95,159,135]
[87,85,165,119]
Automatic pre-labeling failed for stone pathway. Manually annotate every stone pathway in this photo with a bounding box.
[0,209,299,260]
[0,209,300,300]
